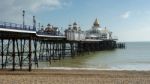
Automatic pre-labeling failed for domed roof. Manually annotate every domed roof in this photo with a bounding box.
[45,23,54,32]
[47,24,51,27]
[68,24,72,26]
[93,18,100,27]
[73,22,77,25]
[68,24,72,29]
[101,27,109,33]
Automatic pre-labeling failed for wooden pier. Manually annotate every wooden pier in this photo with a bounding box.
[116,42,126,49]
[0,21,124,71]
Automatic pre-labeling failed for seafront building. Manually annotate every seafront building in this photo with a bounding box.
[36,18,114,41]
[37,24,63,36]
[65,18,114,41]
[86,18,113,40]
[65,22,86,41]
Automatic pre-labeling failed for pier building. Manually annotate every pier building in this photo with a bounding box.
[65,22,86,41]
[37,24,63,36]
[65,19,115,41]
[86,18,113,40]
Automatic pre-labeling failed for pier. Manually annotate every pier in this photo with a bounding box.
[0,18,123,71]
[116,42,126,49]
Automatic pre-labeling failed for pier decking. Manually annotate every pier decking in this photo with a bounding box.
[0,21,124,71]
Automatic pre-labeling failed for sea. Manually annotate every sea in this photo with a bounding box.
[38,42,150,70]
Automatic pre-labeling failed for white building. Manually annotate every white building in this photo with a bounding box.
[65,19,115,41]
[65,22,86,41]
[86,18,113,40]
[37,24,63,36]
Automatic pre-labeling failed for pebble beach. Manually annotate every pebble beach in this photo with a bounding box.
[0,69,150,84]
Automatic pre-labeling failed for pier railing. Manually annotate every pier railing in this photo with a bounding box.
[0,21,36,31]
[37,31,64,36]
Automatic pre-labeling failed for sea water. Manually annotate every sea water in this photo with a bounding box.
[38,42,150,70]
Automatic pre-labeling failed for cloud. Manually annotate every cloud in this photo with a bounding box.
[20,0,62,12]
[121,11,131,19]
[0,0,70,24]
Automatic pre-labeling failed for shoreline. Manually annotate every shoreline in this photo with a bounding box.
[0,68,150,75]
[36,67,150,71]
[1,68,150,76]
[2,66,150,71]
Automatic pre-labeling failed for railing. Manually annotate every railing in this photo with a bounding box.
[0,21,36,31]
[37,31,64,36]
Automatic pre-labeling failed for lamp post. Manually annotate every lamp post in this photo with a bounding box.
[38,23,40,31]
[33,16,36,31]
[109,32,112,39]
[22,10,25,29]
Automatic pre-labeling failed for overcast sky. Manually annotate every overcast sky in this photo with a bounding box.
[0,0,150,42]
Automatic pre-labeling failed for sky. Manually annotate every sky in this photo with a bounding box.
[0,0,150,42]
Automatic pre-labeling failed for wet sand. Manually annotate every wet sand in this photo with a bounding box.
[0,69,150,84]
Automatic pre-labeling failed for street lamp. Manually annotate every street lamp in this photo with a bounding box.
[38,23,40,31]
[33,16,36,31]
[109,32,112,39]
[22,10,25,29]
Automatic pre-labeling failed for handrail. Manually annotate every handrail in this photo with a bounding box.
[0,21,36,31]
[37,31,64,36]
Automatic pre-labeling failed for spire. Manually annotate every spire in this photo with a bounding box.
[104,26,108,32]
[93,18,100,28]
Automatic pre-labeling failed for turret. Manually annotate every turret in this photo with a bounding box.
[68,24,72,30]
[73,22,78,31]
[93,18,100,28]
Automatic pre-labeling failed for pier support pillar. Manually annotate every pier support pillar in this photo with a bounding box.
[1,39,4,69]
[29,38,32,71]
[20,39,23,69]
[62,41,66,59]
[34,39,38,67]
[12,39,15,71]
